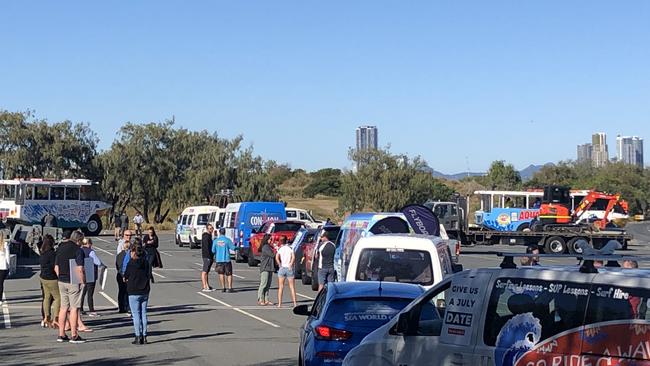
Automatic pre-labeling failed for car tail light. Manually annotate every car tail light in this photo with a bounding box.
[314,325,352,341]
[315,351,342,359]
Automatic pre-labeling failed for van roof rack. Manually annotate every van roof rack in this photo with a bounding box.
[495,252,650,273]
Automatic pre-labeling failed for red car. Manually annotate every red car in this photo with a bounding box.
[247,220,304,266]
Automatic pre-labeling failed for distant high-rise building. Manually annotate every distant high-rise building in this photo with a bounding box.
[577,143,592,163]
[356,125,378,151]
[616,135,644,168]
[591,132,609,167]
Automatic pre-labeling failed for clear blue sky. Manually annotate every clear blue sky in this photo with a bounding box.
[1,1,649,173]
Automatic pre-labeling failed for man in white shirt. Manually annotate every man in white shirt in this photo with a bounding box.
[275,236,297,308]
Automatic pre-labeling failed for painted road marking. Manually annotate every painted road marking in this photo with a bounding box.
[197,292,280,328]
[152,272,166,279]
[99,291,119,307]
[159,251,173,257]
[194,263,203,266]
[297,293,315,300]
[232,274,245,279]
[2,293,11,329]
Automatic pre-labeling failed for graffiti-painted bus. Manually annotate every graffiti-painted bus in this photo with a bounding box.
[0,178,112,235]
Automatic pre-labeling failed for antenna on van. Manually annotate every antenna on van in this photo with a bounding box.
[378,279,383,296]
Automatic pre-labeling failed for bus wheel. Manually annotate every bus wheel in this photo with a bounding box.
[568,237,590,254]
[516,223,531,232]
[545,236,566,254]
[84,215,102,236]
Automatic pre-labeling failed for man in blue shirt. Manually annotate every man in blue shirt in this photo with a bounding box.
[212,228,237,293]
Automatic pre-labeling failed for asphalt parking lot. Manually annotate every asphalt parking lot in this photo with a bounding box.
[1,224,649,366]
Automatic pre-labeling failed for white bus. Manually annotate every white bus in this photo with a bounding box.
[0,178,112,236]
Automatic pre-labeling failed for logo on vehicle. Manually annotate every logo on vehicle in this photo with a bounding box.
[497,213,511,226]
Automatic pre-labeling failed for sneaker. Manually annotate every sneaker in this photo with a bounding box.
[226,288,235,293]
[207,287,215,292]
[142,336,148,344]
[222,288,227,293]
[87,312,99,317]
[69,335,86,344]
[57,335,70,343]
[201,288,212,293]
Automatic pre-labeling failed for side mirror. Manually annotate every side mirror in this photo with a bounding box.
[452,264,463,273]
[390,312,410,335]
[293,305,310,316]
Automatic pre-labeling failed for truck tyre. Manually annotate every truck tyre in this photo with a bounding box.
[568,237,590,254]
[545,236,566,254]
[247,247,258,267]
[516,223,531,232]
[84,215,102,236]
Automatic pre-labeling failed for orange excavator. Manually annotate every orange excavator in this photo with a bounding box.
[538,185,628,229]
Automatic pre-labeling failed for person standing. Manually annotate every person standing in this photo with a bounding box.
[116,240,131,314]
[317,231,336,292]
[275,236,297,308]
[124,243,151,345]
[81,238,104,317]
[54,230,86,343]
[212,228,236,293]
[143,227,160,283]
[257,235,274,306]
[201,224,215,292]
[39,235,60,328]
[120,211,129,238]
[133,212,144,237]
[116,230,133,255]
[114,212,122,241]
[0,236,11,306]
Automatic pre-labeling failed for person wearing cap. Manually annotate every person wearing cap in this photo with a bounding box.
[212,228,237,293]
[317,231,336,291]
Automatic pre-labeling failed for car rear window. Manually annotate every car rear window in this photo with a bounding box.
[197,214,210,225]
[324,297,414,328]
[355,249,433,286]
[274,223,303,232]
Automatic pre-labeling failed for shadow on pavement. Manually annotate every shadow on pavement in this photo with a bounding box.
[151,331,234,343]
[246,357,296,366]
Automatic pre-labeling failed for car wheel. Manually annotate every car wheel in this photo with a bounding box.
[294,252,303,280]
[310,264,319,291]
[545,236,566,254]
[247,247,258,267]
[84,215,102,236]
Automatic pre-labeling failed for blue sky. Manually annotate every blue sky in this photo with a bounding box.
[1,1,649,173]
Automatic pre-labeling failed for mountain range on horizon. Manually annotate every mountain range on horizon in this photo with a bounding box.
[425,163,553,181]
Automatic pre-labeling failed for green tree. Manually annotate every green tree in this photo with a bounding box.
[482,160,522,190]
[303,168,342,198]
[339,148,454,213]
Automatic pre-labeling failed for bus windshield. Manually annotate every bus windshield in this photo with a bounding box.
[1,185,17,200]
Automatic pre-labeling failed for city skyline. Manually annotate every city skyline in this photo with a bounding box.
[2,1,650,172]
[355,125,379,152]
[576,132,645,169]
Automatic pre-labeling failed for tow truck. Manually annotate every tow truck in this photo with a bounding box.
[425,186,632,255]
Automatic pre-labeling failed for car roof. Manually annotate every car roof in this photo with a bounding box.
[326,281,425,300]
[467,264,650,278]
[270,220,304,225]
[356,233,447,248]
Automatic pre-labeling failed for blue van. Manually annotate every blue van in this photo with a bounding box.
[222,202,286,262]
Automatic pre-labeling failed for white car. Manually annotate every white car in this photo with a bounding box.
[345,234,461,289]
[343,256,650,366]
[285,207,323,229]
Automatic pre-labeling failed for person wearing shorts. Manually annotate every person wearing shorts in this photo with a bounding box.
[275,236,297,308]
[54,230,87,344]
[317,231,336,291]
[201,224,215,292]
[212,228,236,293]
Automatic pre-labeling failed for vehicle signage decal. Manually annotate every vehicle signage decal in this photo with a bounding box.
[442,273,492,346]
[249,211,283,227]
[400,204,440,236]
[507,320,650,366]
[344,310,400,322]
[21,203,106,226]
[481,208,539,231]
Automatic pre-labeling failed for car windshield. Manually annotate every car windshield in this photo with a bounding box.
[325,297,414,329]
[274,223,303,232]
[197,214,211,225]
[356,249,433,286]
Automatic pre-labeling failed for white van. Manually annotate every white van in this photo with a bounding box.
[343,259,650,366]
[175,206,221,249]
[345,234,460,289]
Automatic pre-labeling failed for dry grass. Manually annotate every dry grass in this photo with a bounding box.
[283,195,340,221]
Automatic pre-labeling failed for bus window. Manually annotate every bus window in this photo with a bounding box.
[35,185,49,200]
[65,187,80,200]
[25,185,34,200]
[1,185,16,200]
[80,185,100,201]
[50,186,65,200]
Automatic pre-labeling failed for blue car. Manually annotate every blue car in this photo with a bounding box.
[293,281,425,366]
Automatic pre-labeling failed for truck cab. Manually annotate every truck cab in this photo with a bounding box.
[285,207,323,229]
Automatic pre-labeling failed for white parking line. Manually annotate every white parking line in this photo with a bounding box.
[99,291,119,307]
[297,293,315,300]
[197,292,280,328]
[94,237,115,245]
[2,293,11,329]
[152,272,166,279]
[94,246,115,256]
[159,251,173,257]
[194,263,203,266]
[232,274,245,279]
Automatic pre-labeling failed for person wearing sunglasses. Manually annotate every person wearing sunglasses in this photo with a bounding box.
[116,230,134,255]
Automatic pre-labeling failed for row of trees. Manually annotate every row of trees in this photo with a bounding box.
[2,110,649,221]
